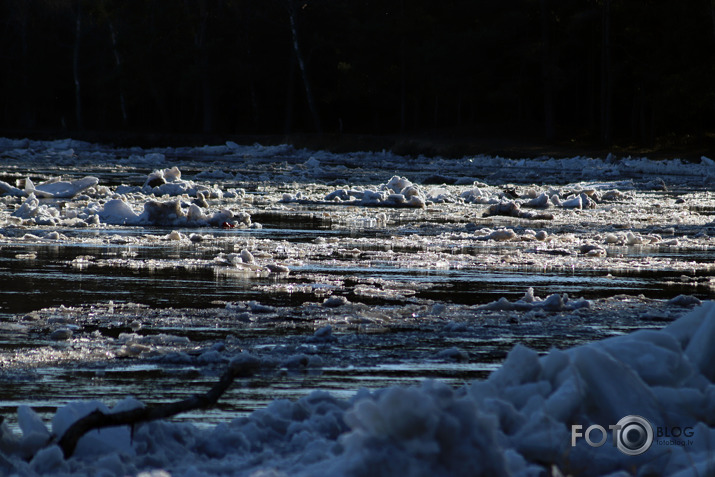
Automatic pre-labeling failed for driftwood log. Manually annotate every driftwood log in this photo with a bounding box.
[55,354,261,458]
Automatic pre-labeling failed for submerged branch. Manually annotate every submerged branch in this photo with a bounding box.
[56,354,261,458]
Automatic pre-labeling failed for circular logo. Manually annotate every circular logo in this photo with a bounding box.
[615,415,653,456]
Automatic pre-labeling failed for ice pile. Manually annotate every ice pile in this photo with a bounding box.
[477,287,590,312]
[2,302,715,476]
[323,176,427,208]
[5,167,253,228]
[0,176,99,198]
[136,166,224,198]
[476,187,629,219]
[96,198,252,227]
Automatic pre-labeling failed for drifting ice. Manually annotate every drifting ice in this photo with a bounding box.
[0,303,713,476]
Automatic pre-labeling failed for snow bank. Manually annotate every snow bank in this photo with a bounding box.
[2,302,715,476]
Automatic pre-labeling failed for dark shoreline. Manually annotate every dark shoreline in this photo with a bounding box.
[2,128,714,162]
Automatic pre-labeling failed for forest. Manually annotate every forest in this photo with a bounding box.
[2,0,715,148]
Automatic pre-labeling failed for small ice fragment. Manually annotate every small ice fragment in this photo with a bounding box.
[434,347,469,362]
[322,296,349,307]
[50,328,73,341]
[604,233,620,244]
[540,294,564,311]
[166,230,184,241]
[308,325,336,343]
[248,301,275,313]
[405,195,424,208]
[266,263,290,274]
[668,295,702,307]
[560,195,582,209]
[229,353,261,377]
[522,287,537,303]
[486,229,517,241]
[579,244,606,257]
[198,350,226,364]
[524,193,549,208]
[29,445,67,474]
[144,170,166,188]
[625,231,643,245]
[240,249,255,264]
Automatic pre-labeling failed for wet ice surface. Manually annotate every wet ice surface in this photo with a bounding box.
[2,138,715,475]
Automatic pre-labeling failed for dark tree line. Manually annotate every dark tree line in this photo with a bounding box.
[1,0,714,146]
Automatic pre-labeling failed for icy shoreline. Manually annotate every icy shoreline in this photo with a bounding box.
[0,302,713,476]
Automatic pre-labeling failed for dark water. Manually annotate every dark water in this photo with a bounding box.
[2,229,712,315]
[1,224,714,431]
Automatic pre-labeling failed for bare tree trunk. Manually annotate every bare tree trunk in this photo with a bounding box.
[710,0,715,119]
[55,356,260,459]
[108,22,128,127]
[196,0,213,133]
[17,2,35,128]
[286,1,322,134]
[73,1,83,130]
[540,0,555,142]
[600,0,612,145]
[399,0,406,133]
[284,53,296,134]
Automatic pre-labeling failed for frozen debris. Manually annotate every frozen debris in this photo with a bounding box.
[239,249,255,264]
[483,201,554,220]
[307,325,337,343]
[476,228,517,242]
[668,294,702,307]
[25,176,99,199]
[50,328,73,341]
[0,179,24,196]
[247,301,275,314]
[579,244,607,257]
[266,263,290,274]
[523,192,550,208]
[477,288,590,312]
[138,166,223,198]
[228,352,261,376]
[164,230,184,241]
[97,198,252,228]
[433,347,469,362]
[643,177,668,191]
[322,296,349,308]
[0,176,98,198]
[197,350,227,365]
[323,176,427,208]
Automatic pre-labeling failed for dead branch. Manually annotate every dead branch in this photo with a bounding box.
[55,354,261,458]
